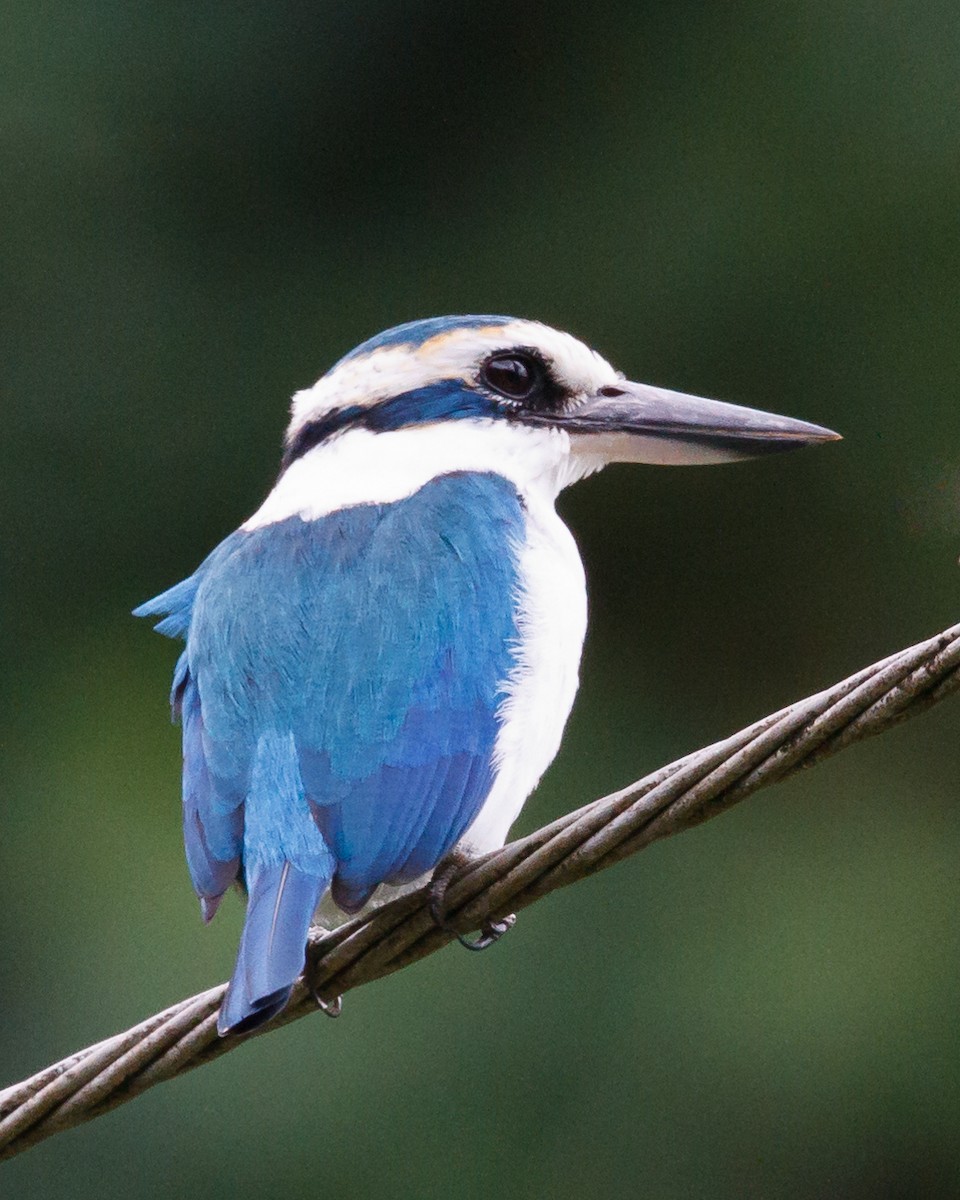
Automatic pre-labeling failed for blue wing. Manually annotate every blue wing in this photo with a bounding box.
[135,471,523,1032]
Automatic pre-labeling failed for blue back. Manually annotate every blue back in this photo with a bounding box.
[137,471,524,915]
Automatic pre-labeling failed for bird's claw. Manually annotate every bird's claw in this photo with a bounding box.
[455,912,517,952]
[312,990,343,1018]
[428,857,517,951]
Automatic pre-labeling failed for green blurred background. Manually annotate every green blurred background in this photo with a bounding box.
[4,2,960,1196]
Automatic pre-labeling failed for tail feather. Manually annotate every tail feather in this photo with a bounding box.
[218,860,329,1036]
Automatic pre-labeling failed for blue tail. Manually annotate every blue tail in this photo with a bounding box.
[218,860,331,1036]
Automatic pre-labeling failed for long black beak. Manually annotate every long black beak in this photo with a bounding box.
[540,380,841,465]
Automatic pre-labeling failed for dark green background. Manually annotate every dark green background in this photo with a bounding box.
[4,3,960,1197]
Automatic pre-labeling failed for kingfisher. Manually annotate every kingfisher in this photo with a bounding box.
[135,315,838,1036]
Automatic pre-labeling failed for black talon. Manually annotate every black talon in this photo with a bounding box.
[313,990,343,1018]
[305,953,343,1018]
[457,912,517,951]
[428,856,517,952]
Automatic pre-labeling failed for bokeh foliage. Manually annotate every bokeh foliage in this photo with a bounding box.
[3,3,960,1196]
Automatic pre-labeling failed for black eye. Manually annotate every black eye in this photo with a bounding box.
[480,353,541,401]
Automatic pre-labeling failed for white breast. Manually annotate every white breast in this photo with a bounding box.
[456,485,587,856]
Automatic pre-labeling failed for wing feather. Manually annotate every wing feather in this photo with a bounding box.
[137,471,525,922]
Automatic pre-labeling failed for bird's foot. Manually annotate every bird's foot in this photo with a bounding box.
[310,987,343,1018]
[428,855,517,952]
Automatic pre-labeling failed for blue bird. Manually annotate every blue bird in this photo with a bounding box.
[135,315,838,1035]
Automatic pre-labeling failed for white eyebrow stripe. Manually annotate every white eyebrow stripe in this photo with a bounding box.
[286,320,617,442]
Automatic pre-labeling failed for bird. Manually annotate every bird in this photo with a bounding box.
[135,314,839,1036]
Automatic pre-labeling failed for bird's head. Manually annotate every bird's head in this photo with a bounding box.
[251,316,838,525]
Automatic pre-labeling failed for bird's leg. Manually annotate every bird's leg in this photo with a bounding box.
[428,851,517,952]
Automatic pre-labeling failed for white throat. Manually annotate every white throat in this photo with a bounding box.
[244,419,593,530]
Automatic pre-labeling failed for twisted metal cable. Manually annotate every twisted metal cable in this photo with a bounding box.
[2,621,959,1161]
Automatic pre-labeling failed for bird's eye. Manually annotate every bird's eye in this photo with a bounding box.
[480,353,541,401]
